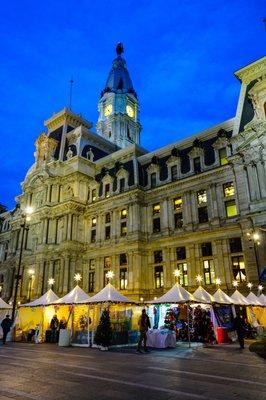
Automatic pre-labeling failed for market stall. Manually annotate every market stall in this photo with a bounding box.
[0,298,12,341]
[84,282,137,347]
[245,291,266,331]
[17,289,59,342]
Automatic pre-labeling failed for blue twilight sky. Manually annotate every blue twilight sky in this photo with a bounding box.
[0,0,265,210]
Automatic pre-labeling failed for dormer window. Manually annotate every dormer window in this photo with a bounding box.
[219,148,228,165]
[105,184,110,198]
[171,165,178,181]
[193,157,201,173]
[151,173,156,188]
[120,178,125,192]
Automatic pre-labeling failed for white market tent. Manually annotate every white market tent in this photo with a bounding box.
[193,286,215,304]
[258,293,266,306]
[85,283,135,304]
[246,292,264,306]
[0,298,12,309]
[213,288,233,304]
[230,290,251,306]
[21,289,59,307]
[149,283,195,304]
[54,285,90,305]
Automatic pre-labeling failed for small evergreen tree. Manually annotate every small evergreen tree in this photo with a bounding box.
[94,309,112,348]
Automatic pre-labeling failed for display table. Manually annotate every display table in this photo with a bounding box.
[146,329,176,348]
[58,329,71,347]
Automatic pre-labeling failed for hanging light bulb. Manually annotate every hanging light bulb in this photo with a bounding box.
[258,285,263,292]
[106,270,114,280]
[215,278,221,286]
[48,278,55,286]
[173,269,181,278]
[247,282,253,290]
[196,275,203,284]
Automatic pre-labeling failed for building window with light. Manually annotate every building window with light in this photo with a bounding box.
[153,203,160,215]
[177,262,188,286]
[173,197,183,228]
[88,259,95,293]
[197,190,207,205]
[176,246,186,260]
[151,173,156,188]
[203,259,215,285]
[223,182,235,197]
[154,266,164,288]
[105,212,111,240]
[91,217,97,243]
[232,256,246,282]
[171,165,178,181]
[225,200,237,218]
[197,190,208,224]
[120,268,128,290]
[120,209,127,236]
[103,257,112,286]
[219,148,228,165]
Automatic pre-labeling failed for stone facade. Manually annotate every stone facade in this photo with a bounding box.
[0,51,265,303]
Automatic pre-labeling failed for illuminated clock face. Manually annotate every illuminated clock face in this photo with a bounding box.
[126,105,134,118]
[104,104,112,117]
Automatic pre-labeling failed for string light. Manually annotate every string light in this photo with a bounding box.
[196,275,203,284]
[106,270,114,280]
[28,269,35,276]
[247,282,253,290]
[173,269,181,278]
[215,278,221,286]
[258,285,263,291]
[48,278,55,286]
[232,280,238,288]
[140,297,144,302]
[74,273,82,282]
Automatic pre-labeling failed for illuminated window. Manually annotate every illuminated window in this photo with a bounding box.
[197,190,207,205]
[223,182,235,197]
[174,197,182,211]
[92,217,97,227]
[176,247,186,260]
[104,257,111,268]
[121,209,127,219]
[201,242,212,257]
[203,259,215,285]
[151,173,156,188]
[177,263,188,286]
[171,165,178,181]
[153,203,160,215]
[153,218,161,233]
[92,189,96,202]
[232,256,246,282]
[198,206,208,223]
[225,200,237,217]
[120,268,128,290]
[154,266,164,288]
[174,212,183,228]
[219,148,228,165]
[154,250,163,263]
[229,238,242,253]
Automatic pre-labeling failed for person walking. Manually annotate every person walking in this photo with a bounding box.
[1,315,13,345]
[137,309,151,353]
[234,314,245,349]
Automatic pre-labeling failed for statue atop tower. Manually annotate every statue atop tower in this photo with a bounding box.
[96,43,141,148]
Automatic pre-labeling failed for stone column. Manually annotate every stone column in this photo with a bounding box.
[42,219,48,244]
[63,257,70,292]
[257,162,266,198]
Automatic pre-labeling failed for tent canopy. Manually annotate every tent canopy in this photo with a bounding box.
[258,294,266,306]
[149,283,195,304]
[213,288,233,304]
[193,286,214,304]
[20,289,59,307]
[54,285,90,305]
[246,292,264,306]
[230,290,250,306]
[0,298,12,309]
[85,283,135,304]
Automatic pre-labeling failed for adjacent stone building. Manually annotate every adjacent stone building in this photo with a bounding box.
[0,46,265,303]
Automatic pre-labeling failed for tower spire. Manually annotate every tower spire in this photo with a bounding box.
[69,76,74,110]
[116,42,124,55]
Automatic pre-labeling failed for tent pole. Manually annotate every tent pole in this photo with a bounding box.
[187,302,191,349]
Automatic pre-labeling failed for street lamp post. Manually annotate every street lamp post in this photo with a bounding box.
[28,269,35,302]
[247,231,261,282]
[11,206,33,322]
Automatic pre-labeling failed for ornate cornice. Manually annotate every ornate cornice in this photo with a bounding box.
[234,56,266,84]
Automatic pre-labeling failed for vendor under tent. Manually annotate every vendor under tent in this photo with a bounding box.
[193,286,215,304]
[84,283,138,347]
[17,289,59,342]
[0,298,12,341]
[245,291,266,330]
[230,290,251,306]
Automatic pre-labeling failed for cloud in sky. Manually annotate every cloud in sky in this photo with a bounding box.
[0,0,265,208]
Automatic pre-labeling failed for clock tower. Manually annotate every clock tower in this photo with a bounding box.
[97,43,141,148]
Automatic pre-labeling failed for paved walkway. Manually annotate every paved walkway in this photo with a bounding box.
[0,342,265,400]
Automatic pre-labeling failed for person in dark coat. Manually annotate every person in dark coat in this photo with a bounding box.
[137,309,151,353]
[234,315,245,349]
[50,315,59,343]
[1,315,13,344]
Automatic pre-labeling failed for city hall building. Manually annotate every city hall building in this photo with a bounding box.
[0,46,265,303]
